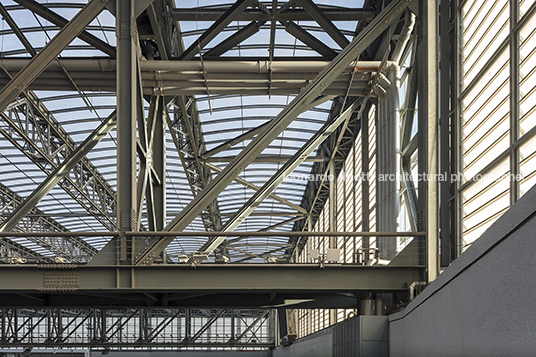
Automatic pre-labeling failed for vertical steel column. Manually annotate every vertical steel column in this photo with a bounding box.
[417,0,440,282]
[329,159,337,249]
[362,102,371,263]
[329,159,336,326]
[268,309,275,344]
[439,0,453,266]
[117,0,137,262]
[277,308,288,345]
[230,309,235,343]
[1,309,4,344]
[100,308,106,343]
[186,309,192,341]
[307,215,313,263]
[154,96,166,232]
[510,1,520,205]
[453,0,464,259]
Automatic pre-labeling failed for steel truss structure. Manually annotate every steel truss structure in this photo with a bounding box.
[0,308,275,349]
[0,0,432,348]
[2,0,530,351]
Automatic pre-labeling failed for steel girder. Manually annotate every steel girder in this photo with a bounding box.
[0,182,97,263]
[0,308,274,348]
[204,161,307,213]
[131,0,411,265]
[0,238,49,263]
[178,0,256,60]
[204,21,265,57]
[296,0,350,49]
[0,264,424,308]
[281,20,338,57]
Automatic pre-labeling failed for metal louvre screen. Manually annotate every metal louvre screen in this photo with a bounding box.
[459,0,536,248]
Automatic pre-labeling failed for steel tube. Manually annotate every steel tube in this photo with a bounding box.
[0,59,390,74]
[391,11,416,64]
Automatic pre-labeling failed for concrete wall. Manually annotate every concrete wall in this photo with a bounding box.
[389,185,536,357]
[273,328,332,357]
[333,316,388,357]
[273,316,388,357]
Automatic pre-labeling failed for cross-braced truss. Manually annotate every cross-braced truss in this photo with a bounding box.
[0,308,274,349]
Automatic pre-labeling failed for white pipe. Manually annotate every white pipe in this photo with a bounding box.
[391,11,416,64]
[375,63,401,260]
[0,58,398,74]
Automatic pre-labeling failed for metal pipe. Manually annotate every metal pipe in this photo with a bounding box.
[376,63,401,260]
[391,11,416,64]
[4,70,371,82]
[0,59,395,74]
[0,84,370,96]
[0,78,370,87]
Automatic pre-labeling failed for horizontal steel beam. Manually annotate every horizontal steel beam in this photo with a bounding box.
[0,341,274,348]
[172,8,376,22]
[0,264,424,307]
